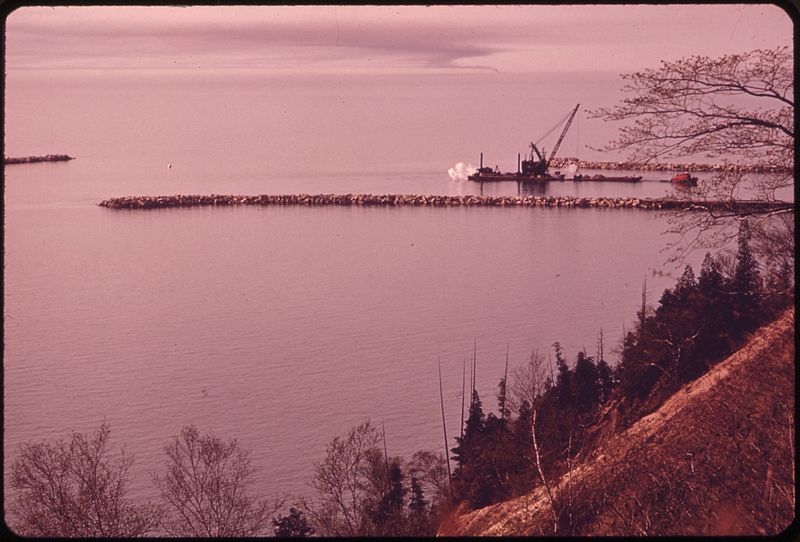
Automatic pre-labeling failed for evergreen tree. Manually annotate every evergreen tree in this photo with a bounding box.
[763,257,794,317]
[475,413,512,505]
[730,220,763,336]
[596,357,614,404]
[376,462,407,534]
[509,400,535,495]
[407,476,429,535]
[679,264,697,289]
[496,376,509,423]
[386,463,406,512]
[553,342,572,407]
[695,252,734,362]
[571,352,600,413]
[618,328,659,400]
[651,264,709,383]
[366,459,408,535]
[660,264,697,311]
[272,508,315,538]
[450,390,485,503]
[698,253,724,292]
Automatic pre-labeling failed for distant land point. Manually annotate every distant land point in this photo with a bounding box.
[5,154,75,165]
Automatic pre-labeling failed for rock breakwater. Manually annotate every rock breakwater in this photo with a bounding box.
[4,154,75,165]
[98,194,793,214]
[549,157,790,174]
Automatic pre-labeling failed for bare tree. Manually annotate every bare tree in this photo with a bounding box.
[302,419,383,536]
[508,350,549,415]
[151,425,281,537]
[751,212,795,292]
[7,423,161,537]
[591,47,794,263]
[407,450,451,511]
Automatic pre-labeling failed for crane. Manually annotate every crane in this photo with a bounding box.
[521,103,580,176]
[546,102,580,169]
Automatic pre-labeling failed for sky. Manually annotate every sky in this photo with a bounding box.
[4,4,793,74]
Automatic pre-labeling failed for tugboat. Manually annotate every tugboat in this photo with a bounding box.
[468,104,579,182]
[671,171,699,186]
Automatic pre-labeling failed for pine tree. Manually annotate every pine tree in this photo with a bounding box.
[408,476,429,535]
[553,342,572,407]
[369,461,407,535]
[730,220,763,336]
[496,376,508,423]
[476,413,512,505]
[678,264,697,290]
[450,390,485,501]
[596,357,614,404]
[618,329,658,400]
[763,257,794,317]
[572,352,600,413]
[272,508,315,538]
[661,264,697,310]
[509,400,535,495]
[694,252,735,362]
[460,390,484,448]
[698,252,724,293]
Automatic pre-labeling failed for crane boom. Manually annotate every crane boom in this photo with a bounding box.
[546,103,580,168]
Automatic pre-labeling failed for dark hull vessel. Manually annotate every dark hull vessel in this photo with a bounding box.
[469,104,579,183]
[467,171,566,182]
[573,174,643,183]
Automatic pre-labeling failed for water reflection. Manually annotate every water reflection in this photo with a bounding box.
[518,180,549,196]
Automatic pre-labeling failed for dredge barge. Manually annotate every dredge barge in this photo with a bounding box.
[469,104,579,183]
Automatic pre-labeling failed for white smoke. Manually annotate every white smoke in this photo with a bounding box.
[448,162,476,182]
[565,163,579,179]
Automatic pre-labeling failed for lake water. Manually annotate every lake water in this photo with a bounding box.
[3,69,749,503]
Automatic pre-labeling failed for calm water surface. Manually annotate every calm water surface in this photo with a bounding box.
[5,70,741,502]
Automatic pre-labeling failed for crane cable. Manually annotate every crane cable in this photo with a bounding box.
[535,107,576,147]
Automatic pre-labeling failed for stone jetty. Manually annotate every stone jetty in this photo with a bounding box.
[98,193,793,214]
[4,154,75,165]
[549,157,790,174]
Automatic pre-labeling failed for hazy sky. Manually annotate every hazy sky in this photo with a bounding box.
[5,4,793,74]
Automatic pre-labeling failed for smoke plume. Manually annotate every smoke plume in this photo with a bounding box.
[565,163,579,178]
[448,162,476,182]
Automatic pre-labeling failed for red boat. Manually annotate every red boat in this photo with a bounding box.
[671,172,698,186]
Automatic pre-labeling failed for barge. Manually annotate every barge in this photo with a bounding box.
[468,103,579,183]
[573,173,643,183]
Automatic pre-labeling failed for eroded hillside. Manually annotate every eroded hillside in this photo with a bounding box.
[441,308,795,536]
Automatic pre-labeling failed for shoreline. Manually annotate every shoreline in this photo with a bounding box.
[548,157,790,174]
[98,194,794,213]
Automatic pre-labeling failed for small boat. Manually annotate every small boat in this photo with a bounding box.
[573,174,643,183]
[671,172,698,186]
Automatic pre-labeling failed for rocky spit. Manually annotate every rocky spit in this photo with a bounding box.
[4,154,75,165]
[549,157,790,174]
[98,194,793,214]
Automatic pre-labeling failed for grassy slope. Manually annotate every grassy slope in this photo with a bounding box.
[441,308,795,536]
